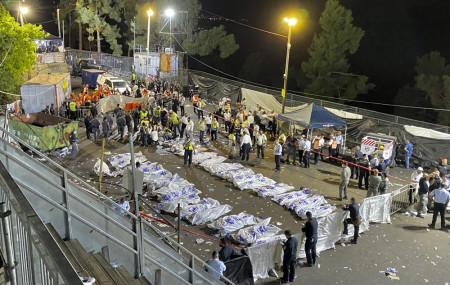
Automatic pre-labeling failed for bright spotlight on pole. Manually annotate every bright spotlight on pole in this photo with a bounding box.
[165,8,175,17]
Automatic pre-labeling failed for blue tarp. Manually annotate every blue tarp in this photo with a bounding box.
[278,103,347,129]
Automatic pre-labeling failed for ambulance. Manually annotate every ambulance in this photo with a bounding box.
[360,133,397,166]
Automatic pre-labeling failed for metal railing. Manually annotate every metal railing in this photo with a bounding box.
[0,126,234,285]
[389,184,412,214]
[0,160,83,284]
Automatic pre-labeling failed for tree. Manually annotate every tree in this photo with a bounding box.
[301,0,373,99]
[132,0,238,58]
[76,0,125,55]
[0,4,46,103]
[414,51,450,125]
[239,52,263,82]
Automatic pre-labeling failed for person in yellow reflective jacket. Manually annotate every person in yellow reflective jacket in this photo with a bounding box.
[211,118,218,141]
[183,137,195,167]
[228,133,236,159]
[198,118,206,144]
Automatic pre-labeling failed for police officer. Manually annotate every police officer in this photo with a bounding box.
[358,154,370,190]
[125,112,132,135]
[302,211,318,266]
[183,138,195,167]
[91,116,100,143]
[68,130,78,159]
[102,118,110,143]
[342,197,360,244]
[116,115,126,140]
[84,114,92,139]
[281,230,298,283]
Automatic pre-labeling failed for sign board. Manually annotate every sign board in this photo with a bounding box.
[159,53,171,73]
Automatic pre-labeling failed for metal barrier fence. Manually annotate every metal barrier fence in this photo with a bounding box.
[389,184,412,215]
[0,161,82,284]
[0,126,234,285]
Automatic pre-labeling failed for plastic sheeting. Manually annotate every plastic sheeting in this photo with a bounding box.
[325,107,363,120]
[272,189,315,206]
[245,237,285,280]
[404,125,450,140]
[180,198,220,218]
[252,184,295,198]
[223,256,255,285]
[186,204,233,225]
[241,88,305,114]
[190,73,241,103]
[208,212,258,235]
[233,218,281,245]
[93,159,120,177]
[233,174,276,190]
[107,152,147,173]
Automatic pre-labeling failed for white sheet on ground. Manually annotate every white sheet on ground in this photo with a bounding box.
[253,184,295,198]
[233,218,281,245]
[186,204,233,225]
[180,198,220,218]
[207,212,258,235]
[272,189,315,206]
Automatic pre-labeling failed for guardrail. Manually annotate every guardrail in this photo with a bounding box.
[0,160,82,284]
[390,184,412,215]
[0,125,234,285]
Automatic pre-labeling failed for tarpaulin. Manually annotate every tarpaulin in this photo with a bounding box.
[272,189,315,206]
[245,236,284,280]
[252,184,295,198]
[190,73,241,103]
[359,193,392,232]
[223,256,255,285]
[278,103,347,129]
[96,95,146,114]
[241,88,306,114]
[187,204,233,225]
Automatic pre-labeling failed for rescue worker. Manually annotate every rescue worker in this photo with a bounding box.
[192,94,199,114]
[198,98,205,119]
[171,111,180,138]
[125,111,132,136]
[140,120,149,147]
[132,106,140,132]
[198,118,206,144]
[153,106,161,125]
[69,100,77,120]
[329,134,338,164]
[84,114,92,139]
[234,117,241,142]
[358,154,370,190]
[211,118,218,141]
[256,130,267,159]
[312,136,321,164]
[228,133,236,159]
[183,137,195,167]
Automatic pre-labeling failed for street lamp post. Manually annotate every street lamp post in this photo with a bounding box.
[165,8,175,53]
[281,17,297,114]
[19,5,28,26]
[146,9,153,76]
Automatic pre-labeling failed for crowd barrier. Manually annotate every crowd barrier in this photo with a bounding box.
[247,193,392,280]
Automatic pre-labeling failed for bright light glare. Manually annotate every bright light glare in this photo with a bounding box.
[165,8,175,17]
[20,6,29,14]
[284,17,297,26]
[147,9,154,17]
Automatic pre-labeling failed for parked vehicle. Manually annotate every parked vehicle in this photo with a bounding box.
[81,69,105,89]
[96,73,129,94]
[360,133,397,166]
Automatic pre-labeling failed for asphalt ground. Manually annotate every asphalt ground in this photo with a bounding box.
[52,77,450,285]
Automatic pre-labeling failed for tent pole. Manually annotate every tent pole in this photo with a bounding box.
[344,126,347,156]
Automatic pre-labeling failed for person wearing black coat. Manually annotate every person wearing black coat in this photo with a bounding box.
[302,211,318,266]
[343,197,361,244]
[84,115,92,139]
[281,230,298,283]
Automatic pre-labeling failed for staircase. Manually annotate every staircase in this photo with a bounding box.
[47,223,151,285]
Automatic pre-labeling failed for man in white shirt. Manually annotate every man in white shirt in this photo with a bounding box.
[253,124,260,145]
[180,114,189,138]
[224,111,231,133]
[298,136,306,167]
[205,251,226,280]
[113,197,130,215]
[150,127,159,145]
[240,130,252,161]
[185,117,194,139]
[410,167,423,203]
[335,131,343,157]
[256,131,267,159]
[205,114,212,135]
[274,140,282,171]
[304,139,311,168]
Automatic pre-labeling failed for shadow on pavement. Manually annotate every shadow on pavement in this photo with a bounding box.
[402,225,429,231]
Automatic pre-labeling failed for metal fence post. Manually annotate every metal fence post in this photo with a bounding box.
[189,255,194,284]
[62,171,72,240]
[0,202,17,285]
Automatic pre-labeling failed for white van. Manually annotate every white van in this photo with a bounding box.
[96,73,129,94]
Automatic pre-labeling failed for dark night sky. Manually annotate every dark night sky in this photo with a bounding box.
[8,0,450,118]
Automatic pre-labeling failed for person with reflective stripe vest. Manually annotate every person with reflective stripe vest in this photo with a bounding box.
[211,118,218,141]
[198,118,206,144]
[183,138,195,167]
[228,133,236,159]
